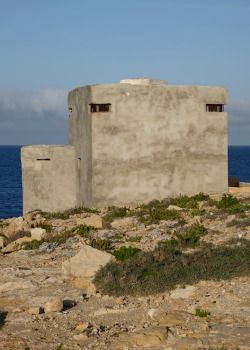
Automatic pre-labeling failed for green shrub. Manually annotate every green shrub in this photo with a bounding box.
[104,206,130,222]
[42,211,69,220]
[169,194,198,209]
[215,194,240,209]
[77,224,95,237]
[227,203,249,214]
[112,246,141,261]
[214,194,250,214]
[22,239,45,250]
[38,222,52,232]
[158,223,207,248]
[53,224,95,244]
[23,345,64,350]
[168,193,210,210]
[138,199,165,210]
[195,308,211,317]
[142,271,158,279]
[191,192,210,201]
[66,207,100,215]
[129,195,211,226]
[190,208,206,217]
[82,207,100,214]
[86,329,93,336]
[127,236,142,242]
[40,206,100,220]
[174,223,207,247]
[22,224,95,249]
[93,239,250,296]
[135,206,181,226]
[49,234,68,245]
[89,238,112,251]
[0,222,9,228]
[54,345,63,350]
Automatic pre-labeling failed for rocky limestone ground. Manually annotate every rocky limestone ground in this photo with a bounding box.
[0,190,250,350]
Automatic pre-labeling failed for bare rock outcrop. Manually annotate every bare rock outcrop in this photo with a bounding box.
[62,244,114,278]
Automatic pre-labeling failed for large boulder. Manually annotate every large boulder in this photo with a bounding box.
[1,227,46,254]
[170,285,196,299]
[31,228,47,240]
[44,297,63,313]
[76,214,106,229]
[74,278,97,296]
[112,326,168,350]
[62,244,114,278]
[1,236,33,253]
[147,309,187,326]
[7,216,30,233]
[0,236,6,247]
[111,217,135,230]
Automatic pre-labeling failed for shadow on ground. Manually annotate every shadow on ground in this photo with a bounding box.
[0,311,8,329]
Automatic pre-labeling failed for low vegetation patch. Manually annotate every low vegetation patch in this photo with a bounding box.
[126,193,210,226]
[76,224,95,237]
[158,223,207,248]
[103,206,130,223]
[46,224,95,245]
[41,207,99,220]
[41,211,70,220]
[213,194,250,214]
[89,238,112,251]
[174,223,207,247]
[190,208,207,217]
[137,207,181,226]
[195,308,211,317]
[93,239,250,296]
[82,207,100,214]
[226,217,250,228]
[22,239,45,250]
[127,236,142,242]
[112,246,141,261]
[21,225,95,249]
[38,222,52,232]
[168,193,210,210]
[0,222,9,228]
[23,345,63,350]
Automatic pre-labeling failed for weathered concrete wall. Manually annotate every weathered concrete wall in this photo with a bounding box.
[22,79,228,213]
[68,81,228,208]
[22,145,77,214]
[68,86,92,207]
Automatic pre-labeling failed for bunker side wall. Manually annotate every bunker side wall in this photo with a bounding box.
[89,84,228,207]
[68,86,92,207]
[21,145,77,214]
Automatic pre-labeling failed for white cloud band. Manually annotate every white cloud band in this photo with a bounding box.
[0,87,68,119]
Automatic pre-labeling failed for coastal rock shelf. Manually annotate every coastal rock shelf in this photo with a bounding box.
[0,191,249,349]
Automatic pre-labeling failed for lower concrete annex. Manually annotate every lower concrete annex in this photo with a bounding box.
[21,78,228,214]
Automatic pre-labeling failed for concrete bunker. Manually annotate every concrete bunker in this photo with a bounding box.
[21,78,228,214]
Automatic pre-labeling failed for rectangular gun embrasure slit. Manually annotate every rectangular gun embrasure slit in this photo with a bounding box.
[36,158,51,161]
[206,104,224,112]
[90,103,111,113]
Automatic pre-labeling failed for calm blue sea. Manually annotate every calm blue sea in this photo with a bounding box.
[0,146,23,220]
[0,145,249,219]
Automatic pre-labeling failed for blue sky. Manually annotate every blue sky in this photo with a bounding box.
[0,0,249,145]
